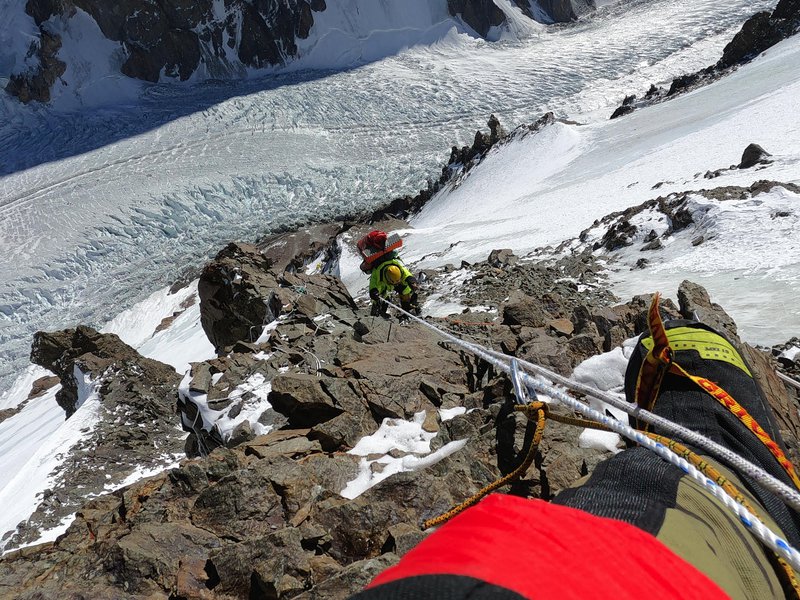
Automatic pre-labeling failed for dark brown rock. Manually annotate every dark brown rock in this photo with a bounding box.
[5,30,66,103]
[719,12,785,68]
[269,373,344,428]
[27,375,60,399]
[610,104,635,119]
[258,223,343,274]
[198,242,282,352]
[502,291,552,328]
[447,0,506,37]
[739,143,772,169]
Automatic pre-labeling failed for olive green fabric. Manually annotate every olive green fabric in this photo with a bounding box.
[656,460,785,600]
[555,458,786,600]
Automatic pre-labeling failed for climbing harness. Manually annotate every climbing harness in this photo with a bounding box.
[381,298,800,576]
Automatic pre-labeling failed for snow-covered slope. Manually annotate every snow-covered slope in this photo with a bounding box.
[0,0,549,109]
[0,0,775,398]
[403,33,800,343]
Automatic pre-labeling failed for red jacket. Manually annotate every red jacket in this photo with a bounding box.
[364,494,730,599]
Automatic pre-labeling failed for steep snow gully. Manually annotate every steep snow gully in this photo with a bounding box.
[0,0,785,397]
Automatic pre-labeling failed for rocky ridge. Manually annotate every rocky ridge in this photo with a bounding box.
[609,0,800,119]
[2,218,800,597]
[0,326,186,552]
[546,178,800,272]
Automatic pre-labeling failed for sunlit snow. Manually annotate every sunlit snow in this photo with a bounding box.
[341,411,468,499]
[0,368,99,552]
[0,0,798,553]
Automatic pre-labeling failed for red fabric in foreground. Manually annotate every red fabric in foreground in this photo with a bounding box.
[368,494,730,599]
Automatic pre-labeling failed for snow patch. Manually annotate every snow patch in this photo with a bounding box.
[570,338,637,453]
[439,406,467,421]
[0,369,100,553]
[178,371,273,442]
[340,411,468,499]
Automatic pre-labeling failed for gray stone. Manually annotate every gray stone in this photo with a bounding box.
[739,143,772,169]
[677,280,738,338]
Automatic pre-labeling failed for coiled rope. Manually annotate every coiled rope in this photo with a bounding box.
[382,299,800,573]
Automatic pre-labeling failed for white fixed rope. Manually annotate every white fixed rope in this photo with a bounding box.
[381,299,800,570]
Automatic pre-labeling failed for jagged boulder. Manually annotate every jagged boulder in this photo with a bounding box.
[198,242,358,353]
[677,280,738,339]
[535,0,595,23]
[488,248,518,268]
[5,30,66,103]
[30,324,175,417]
[739,143,772,169]
[258,223,343,274]
[13,325,184,551]
[197,242,283,353]
[502,291,554,328]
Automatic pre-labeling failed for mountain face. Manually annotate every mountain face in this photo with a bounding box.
[7,0,595,103]
[1,224,798,599]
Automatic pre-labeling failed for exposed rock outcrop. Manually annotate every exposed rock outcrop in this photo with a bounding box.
[10,326,185,550]
[257,223,344,274]
[534,0,596,23]
[739,143,773,169]
[719,0,800,68]
[566,181,800,266]
[76,0,323,82]
[31,325,177,417]
[448,0,505,37]
[609,0,800,118]
[6,217,800,598]
[198,242,357,354]
[8,0,594,103]
[7,0,327,102]
[5,30,66,104]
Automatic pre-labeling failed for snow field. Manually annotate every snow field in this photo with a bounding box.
[0,367,99,553]
[404,34,800,345]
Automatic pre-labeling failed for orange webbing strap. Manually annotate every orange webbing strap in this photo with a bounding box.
[633,292,673,422]
[421,402,547,530]
[670,361,800,490]
[641,294,800,490]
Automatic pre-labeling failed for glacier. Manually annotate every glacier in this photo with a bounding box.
[0,0,779,397]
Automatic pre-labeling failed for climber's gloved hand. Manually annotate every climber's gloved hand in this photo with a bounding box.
[370,295,387,317]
